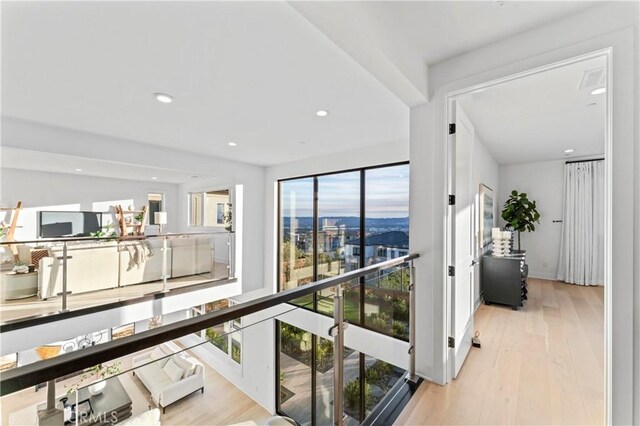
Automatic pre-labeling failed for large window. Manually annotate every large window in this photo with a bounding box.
[279,178,314,292]
[277,163,410,339]
[188,189,231,228]
[363,165,411,339]
[148,193,163,225]
[277,321,405,425]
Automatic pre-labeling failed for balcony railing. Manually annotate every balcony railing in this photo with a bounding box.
[0,232,235,324]
[0,253,418,426]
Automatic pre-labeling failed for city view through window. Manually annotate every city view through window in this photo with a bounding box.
[277,163,410,424]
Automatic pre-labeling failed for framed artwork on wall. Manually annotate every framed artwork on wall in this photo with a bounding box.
[479,184,494,250]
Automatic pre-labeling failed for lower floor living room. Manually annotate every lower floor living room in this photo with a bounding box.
[1,339,271,426]
[396,278,604,425]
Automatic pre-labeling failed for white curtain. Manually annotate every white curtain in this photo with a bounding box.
[557,160,604,285]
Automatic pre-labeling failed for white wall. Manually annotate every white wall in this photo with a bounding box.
[1,118,266,293]
[498,160,565,280]
[409,3,638,423]
[0,168,180,240]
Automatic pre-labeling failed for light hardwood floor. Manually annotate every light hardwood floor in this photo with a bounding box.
[395,278,604,425]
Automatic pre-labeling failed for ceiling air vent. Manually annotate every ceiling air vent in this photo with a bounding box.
[579,67,605,91]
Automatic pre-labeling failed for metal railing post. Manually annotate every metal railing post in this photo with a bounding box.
[161,236,168,292]
[59,241,69,313]
[408,260,417,382]
[210,236,215,280]
[227,233,233,279]
[331,284,345,426]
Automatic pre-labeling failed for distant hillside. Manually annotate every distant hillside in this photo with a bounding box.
[282,216,409,230]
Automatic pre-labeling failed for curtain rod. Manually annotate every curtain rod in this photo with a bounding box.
[565,158,604,164]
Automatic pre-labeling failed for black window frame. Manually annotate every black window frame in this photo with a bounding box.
[276,161,410,339]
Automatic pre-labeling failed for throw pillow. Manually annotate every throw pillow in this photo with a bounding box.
[172,354,196,378]
[162,359,184,383]
[149,347,169,368]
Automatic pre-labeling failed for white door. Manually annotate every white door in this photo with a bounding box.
[448,102,476,378]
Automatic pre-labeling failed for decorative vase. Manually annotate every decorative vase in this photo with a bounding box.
[88,381,106,395]
[12,264,29,274]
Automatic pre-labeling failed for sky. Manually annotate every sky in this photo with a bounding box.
[281,164,409,218]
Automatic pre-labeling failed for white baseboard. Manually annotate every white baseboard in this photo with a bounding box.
[474,296,483,312]
[528,270,557,281]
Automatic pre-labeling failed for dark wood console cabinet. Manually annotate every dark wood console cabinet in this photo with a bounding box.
[481,251,528,310]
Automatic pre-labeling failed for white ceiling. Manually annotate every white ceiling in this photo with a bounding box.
[366,1,597,64]
[1,147,205,184]
[1,1,601,169]
[1,1,408,166]
[457,55,606,165]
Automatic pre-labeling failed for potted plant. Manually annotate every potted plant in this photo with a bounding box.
[12,260,29,274]
[501,190,541,251]
[223,203,233,232]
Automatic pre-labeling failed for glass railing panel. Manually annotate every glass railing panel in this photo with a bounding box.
[363,264,411,341]
[0,254,418,425]
[0,297,316,425]
[7,295,245,372]
[0,232,234,323]
[316,278,360,324]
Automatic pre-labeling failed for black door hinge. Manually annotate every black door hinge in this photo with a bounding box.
[448,266,455,277]
[448,194,455,205]
[449,123,456,134]
[448,336,455,348]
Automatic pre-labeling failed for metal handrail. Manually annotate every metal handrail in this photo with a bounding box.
[0,231,233,246]
[0,253,418,396]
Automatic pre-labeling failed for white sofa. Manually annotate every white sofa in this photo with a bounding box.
[37,242,120,299]
[170,236,213,278]
[16,236,215,299]
[119,409,161,426]
[118,239,169,286]
[132,342,205,413]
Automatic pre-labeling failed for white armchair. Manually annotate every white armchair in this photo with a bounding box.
[132,342,205,413]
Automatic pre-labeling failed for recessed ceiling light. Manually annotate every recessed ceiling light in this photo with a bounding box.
[151,177,158,180]
[190,175,199,179]
[75,168,83,172]
[564,149,575,154]
[587,102,598,107]
[590,87,606,95]
[299,141,306,145]
[227,142,237,147]
[316,110,329,117]
[154,93,173,103]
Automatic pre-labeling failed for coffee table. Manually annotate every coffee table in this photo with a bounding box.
[37,377,132,425]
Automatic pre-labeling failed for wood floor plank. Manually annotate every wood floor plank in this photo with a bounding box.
[396,278,604,425]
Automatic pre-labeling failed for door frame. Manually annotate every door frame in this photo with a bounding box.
[443,48,613,418]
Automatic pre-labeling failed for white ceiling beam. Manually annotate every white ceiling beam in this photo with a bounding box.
[288,1,429,107]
